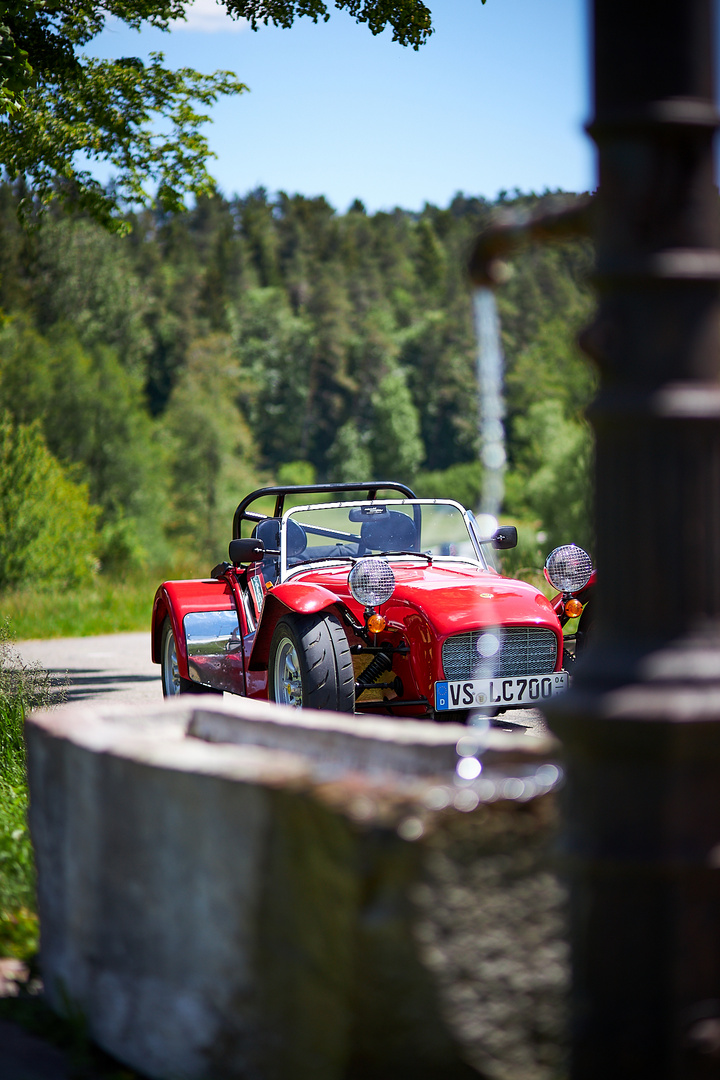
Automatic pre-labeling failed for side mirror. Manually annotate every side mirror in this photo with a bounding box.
[229,538,265,565]
[492,525,518,550]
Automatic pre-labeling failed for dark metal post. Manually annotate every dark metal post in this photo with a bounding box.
[547,0,720,1076]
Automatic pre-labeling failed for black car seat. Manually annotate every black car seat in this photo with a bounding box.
[286,518,308,559]
[360,511,417,552]
[252,517,308,576]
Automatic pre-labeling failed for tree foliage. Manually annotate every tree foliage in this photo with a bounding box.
[0,1,247,226]
[0,318,169,564]
[0,183,597,582]
[0,0,447,229]
[224,0,436,48]
[0,411,98,588]
[161,333,257,560]
[370,368,423,482]
[327,419,371,483]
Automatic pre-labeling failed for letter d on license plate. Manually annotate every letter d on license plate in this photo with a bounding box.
[435,672,568,711]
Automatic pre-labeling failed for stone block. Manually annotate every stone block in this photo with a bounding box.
[26,698,567,1080]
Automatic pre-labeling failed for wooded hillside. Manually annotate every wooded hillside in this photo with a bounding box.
[0,183,595,585]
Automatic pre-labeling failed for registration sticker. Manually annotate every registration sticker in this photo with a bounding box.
[435,672,568,711]
[250,574,265,614]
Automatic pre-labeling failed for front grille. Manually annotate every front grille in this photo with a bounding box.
[441,627,558,681]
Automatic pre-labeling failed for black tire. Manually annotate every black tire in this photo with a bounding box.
[160,617,222,698]
[268,612,355,712]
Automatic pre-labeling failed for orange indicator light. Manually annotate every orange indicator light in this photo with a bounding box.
[564,598,583,619]
[367,613,387,633]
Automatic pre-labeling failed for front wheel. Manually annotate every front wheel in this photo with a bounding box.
[269,613,354,712]
[160,618,222,698]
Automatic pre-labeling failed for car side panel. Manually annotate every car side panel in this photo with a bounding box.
[151,580,238,684]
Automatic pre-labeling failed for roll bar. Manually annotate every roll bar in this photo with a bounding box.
[232,481,417,539]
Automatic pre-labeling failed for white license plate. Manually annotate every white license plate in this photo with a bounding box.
[435,672,568,711]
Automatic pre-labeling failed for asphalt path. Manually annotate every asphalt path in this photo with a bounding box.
[15,632,163,707]
[13,632,548,734]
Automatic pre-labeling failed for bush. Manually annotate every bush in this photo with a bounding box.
[276,461,317,487]
[492,521,548,588]
[505,399,594,552]
[414,461,483,508]
[0,413,99,589]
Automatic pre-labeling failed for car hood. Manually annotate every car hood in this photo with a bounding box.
[288,561,560,637]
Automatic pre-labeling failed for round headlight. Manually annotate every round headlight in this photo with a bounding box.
[348,558,395,608]
[545,544,593,593]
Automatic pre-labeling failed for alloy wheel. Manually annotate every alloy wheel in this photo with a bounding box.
[163,627,181,696]
[273,636,303,707]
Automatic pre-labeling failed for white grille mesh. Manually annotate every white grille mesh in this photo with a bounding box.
[348,558,396,607]
[442,627,558,680]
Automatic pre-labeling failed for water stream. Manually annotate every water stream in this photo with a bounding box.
[473,287,506,530]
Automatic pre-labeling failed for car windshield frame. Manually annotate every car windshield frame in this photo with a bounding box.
[279,499,489,582]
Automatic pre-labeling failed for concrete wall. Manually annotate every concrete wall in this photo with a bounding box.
[26,698,568,1080]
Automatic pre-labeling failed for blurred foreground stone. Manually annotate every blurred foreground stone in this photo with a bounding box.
[26,698,568,1080]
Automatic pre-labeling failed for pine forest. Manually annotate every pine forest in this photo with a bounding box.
[0,183,596,597]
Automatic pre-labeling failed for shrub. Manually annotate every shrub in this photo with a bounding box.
[414,461,483,508]
[505,399,594,552]
[0,412,99,589]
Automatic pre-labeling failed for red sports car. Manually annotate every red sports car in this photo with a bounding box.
[151,482,568,720]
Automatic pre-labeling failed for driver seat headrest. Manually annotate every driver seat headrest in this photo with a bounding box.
[360,511,417,552]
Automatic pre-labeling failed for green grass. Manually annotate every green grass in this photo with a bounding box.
[0,737,38,961]
[0,565,207,640]
[0,624,60,960]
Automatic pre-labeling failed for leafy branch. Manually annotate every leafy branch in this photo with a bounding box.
[0,2,246,227]
[223,0,437,49]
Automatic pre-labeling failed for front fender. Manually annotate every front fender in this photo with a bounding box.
[249,583,349,671]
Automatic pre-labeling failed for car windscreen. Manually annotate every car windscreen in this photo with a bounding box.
[283,500,485,570]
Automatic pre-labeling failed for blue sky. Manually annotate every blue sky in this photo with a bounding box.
[91,0,592,214]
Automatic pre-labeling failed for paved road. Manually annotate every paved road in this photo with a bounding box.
[15,632,163,707]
